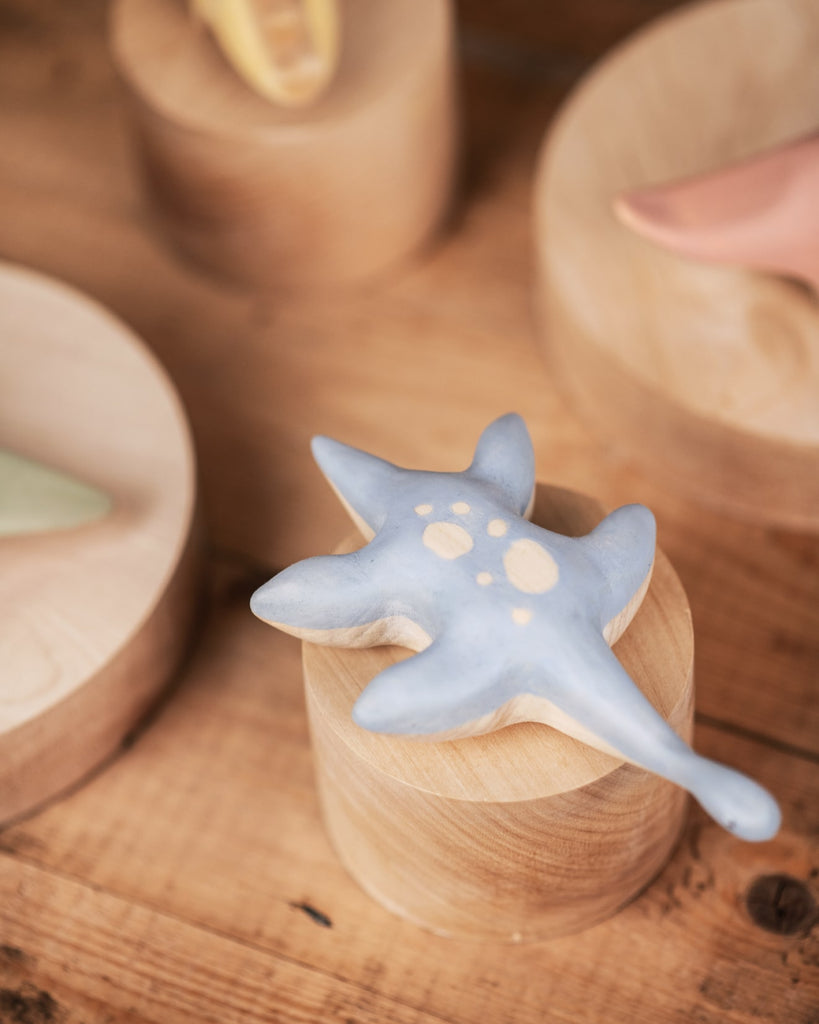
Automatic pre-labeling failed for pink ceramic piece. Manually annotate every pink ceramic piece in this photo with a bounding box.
[615,131,819,291]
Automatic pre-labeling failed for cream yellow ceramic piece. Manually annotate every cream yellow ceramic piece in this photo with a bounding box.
[191,0,339,106]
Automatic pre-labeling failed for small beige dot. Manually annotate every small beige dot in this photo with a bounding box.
[511,607,533,626]
[422,521,474,560]
[487,519,508,537]
[504,538,559,594]
[476,571,493,586]
[414,504,433,516]
[451,501,471,515]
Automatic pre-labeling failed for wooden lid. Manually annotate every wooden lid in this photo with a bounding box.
[303,484,693,803]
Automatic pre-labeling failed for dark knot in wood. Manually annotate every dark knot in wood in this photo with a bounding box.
[745,874,817,935]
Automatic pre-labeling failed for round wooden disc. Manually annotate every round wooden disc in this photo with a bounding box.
[0,263,199,824]
[535,0,819,529]
[110,0,456,287]
[303,484,693,940]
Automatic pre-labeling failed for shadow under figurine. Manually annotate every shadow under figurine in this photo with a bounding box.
[251,413,781,843]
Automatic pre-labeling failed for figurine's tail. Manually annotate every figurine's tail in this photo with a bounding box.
[677,756,781,842]
[540,632,781,842]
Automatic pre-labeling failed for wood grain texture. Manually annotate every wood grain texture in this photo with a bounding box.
[0,0,817,1020]
[304,484,693,939]
[535,0,819,530]
[110,0,457,286]
[0,576,815,1023]
[0,264,200,825]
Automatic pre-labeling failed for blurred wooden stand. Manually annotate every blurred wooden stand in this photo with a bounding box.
[0,264,199,825]
[110,0,457,288]
[535,0,819,530]
[303,484,693,941]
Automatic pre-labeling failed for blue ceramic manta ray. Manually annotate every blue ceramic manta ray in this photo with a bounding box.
[251,413,781,842]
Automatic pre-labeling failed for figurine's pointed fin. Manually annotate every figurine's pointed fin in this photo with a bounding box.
[466,413,535,517]
[311,436,402,539]
[352,640,503,736]
[538,631,781,842]
[250,551,386,638]
[614,133,819,290]
[578,503,656,643]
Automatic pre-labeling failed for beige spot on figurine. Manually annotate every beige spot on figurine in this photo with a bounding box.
[476,571,493,586]
[451,501,470,515]
[423,521,474,560]
[504,538,559,594]
[511,607,533,626]
[414,503,433,516]
[487,518,508,537]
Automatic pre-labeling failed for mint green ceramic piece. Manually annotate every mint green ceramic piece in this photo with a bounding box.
[0,449,111,538]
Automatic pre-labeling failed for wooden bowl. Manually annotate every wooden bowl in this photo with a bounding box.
[0,264,199,824]
[302,484,693,941]
[535,0,819,529]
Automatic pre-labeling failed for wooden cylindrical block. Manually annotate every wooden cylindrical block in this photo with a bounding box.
[534,0,819,530]
[0,264,199,825]
[110,0,457,288]
[303,485,693,941]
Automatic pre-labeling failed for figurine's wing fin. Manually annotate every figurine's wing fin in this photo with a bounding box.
[577,503,656,643]
[536,630,781,842]
[352,639,503,737]
[311,436,402,539]
[465,413,535,517]
[251,551,387,641]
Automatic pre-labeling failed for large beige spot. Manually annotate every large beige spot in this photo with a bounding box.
[423,521,474,560]
[503,539,559,593]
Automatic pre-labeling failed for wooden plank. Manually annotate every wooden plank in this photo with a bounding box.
[0,855,455,1024]
[1,559,816,1024]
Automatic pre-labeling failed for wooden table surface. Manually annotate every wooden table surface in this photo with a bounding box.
[1,1,818,1021]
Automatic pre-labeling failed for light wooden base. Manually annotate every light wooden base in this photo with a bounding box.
[535,0,819,530]
[0,264,199,825]
[303,484,693,941]
[110,0,457,289]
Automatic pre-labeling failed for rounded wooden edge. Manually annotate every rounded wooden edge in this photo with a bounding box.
[0,517,203,827]
[303,483,694,803]
[532,0,819,529]
[0,264,202,825]
[537,286,819,532]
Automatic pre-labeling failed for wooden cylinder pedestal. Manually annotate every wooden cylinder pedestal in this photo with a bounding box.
[534,0,819,530]
[0,263,199,825]
[302,485,693,941]
[110,0,457,289]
